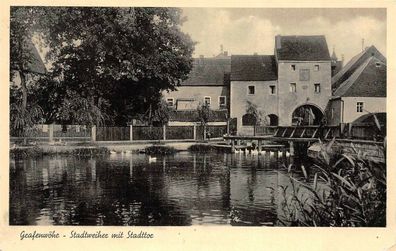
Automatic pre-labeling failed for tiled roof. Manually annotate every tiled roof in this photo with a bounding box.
[275,35,331,61]
[180,57,231,86]
[169,110,228,122]
[352,112,386,125]
[230,55,277,81]
[333,56,386,97]
[332,45,386,90]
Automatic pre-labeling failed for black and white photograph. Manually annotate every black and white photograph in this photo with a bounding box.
[8,6,387,229]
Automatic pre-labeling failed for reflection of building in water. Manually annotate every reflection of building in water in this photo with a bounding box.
[90,159,96,181]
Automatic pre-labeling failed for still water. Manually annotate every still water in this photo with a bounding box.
[10,152,312,226]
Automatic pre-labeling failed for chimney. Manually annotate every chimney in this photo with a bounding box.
[220,44,224,54]
[341,54,345,67]
[223,51,228,56]
[253,52,258,55]
[275,35,282,50]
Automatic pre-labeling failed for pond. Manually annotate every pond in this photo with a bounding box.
[10,152,315,226]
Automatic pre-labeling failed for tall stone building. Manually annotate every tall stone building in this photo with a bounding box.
[230,35,332,133]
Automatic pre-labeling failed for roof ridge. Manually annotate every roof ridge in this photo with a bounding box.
[231,54,274,57]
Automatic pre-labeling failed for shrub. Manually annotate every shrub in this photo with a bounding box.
[10,146,43,159]
[145,145,177,155]
[72,147,110,156]
[188,144,216,152]
[278,139,386,227]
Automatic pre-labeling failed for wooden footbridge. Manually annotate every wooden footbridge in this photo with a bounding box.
[223,125,385,156]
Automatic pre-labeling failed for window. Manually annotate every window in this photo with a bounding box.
[291,64,296,71]
[219,96,226,108]
[299,69,310,81]
[248,85,255,95]
[331,108,334,119]
[357,102,364,113]
[290,83,296,92]
[314,65,320,71]
[270,85,276,95]
[166,98,174,107]
[314,83,321,93]
[204,96,211,106]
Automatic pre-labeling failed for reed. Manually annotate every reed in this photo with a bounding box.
[278,138,386,227]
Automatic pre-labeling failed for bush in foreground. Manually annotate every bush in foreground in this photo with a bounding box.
[278,139,386,227]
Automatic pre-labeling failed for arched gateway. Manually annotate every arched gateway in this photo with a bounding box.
[291,104,323,126]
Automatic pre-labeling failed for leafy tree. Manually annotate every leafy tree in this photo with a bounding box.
[197,103,214,140]
[10,7,195,129]
[246,101,266,126]
[10,7,49,136]
[44,7,195,126]
[152,100,171,126]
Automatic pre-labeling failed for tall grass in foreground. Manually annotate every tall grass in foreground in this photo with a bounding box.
[278,138,386,227]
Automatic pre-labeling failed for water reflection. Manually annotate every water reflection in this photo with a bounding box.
[10,152,311,226]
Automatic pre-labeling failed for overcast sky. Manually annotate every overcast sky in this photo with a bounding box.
[181,8,386,63]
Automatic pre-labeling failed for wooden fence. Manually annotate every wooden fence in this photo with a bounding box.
[11,124,91,141]
[97,127,130,141]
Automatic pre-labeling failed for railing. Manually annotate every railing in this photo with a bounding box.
[271,124,384,141]
[254,126,278,136]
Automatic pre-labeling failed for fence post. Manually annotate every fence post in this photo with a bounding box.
[231,139,235,153]
[91,125,96,142]
[258,140,262,153]
[49,124,54,143]
[163,124,166,141]
[289,141,294,156]
[193,124,197,140]
[130,124,133,141]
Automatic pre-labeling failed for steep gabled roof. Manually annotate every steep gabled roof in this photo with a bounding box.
[180,57,231,86]
[333,56,386,97]
[275,35,331,61]
[230,55,277,81]
[11,40,47,75]
[331,45,386,90]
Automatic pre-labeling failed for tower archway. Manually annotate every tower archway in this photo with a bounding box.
[291,104,323,125]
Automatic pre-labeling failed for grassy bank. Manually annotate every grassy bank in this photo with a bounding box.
[10,146,110,159]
